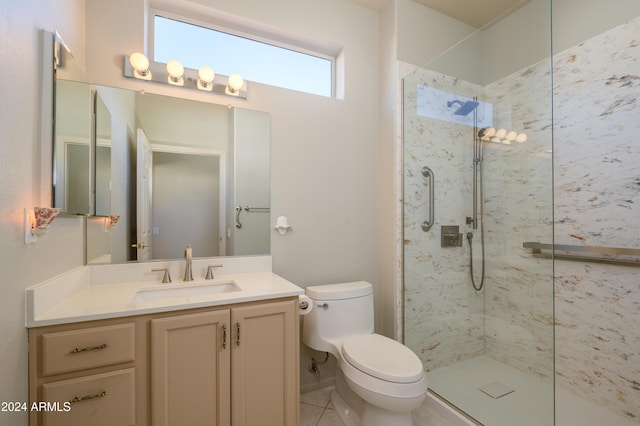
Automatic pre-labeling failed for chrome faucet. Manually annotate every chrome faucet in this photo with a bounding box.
[184,244,194,281]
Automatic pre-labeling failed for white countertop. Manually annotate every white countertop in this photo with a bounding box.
[26,257,304,327]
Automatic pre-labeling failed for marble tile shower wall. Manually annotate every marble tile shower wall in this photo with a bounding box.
[403,58,554,379]
[403,70,485,370]
[481,58,554,379]
[404,14,639,422]
[552,16,640,421]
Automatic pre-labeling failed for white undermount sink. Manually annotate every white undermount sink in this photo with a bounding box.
[132,280,241,303]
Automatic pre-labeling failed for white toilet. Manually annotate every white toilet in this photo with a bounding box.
[302,281,427,426]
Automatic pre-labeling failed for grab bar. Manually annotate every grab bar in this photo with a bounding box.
[421,166,435,232]
[235,206,243,229]
[523,242,640,266]
[235,205,271,228]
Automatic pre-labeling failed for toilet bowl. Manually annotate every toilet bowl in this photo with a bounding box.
[302,282,427,426]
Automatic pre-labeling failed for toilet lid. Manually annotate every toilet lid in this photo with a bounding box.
[341,334,424,383]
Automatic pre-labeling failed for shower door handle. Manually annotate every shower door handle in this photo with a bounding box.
[421,166,434,232]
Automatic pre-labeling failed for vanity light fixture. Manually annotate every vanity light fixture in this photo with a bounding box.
[166,60,184,86]
[480,127,528,145]
[197,66,215,91]
[225,74,244,96]
[123,54,247,99]
[129,52,152,80]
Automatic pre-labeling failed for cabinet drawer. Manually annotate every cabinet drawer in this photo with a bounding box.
[42,323,135,376]
[41,368,135,426]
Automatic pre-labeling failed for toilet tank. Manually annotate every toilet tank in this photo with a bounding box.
[302,281,374,353]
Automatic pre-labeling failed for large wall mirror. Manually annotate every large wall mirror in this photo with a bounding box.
[51,34,271,265]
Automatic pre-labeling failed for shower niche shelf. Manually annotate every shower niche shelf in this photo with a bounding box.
[523,242,640,266]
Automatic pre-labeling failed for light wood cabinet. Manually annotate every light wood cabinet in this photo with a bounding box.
[231,300,298,426]
[29,316,146,426]
[28,297,299,426]
[42,368,136,426]
[151,309,231,426]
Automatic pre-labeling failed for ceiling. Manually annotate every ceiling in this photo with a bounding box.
[351,0,529,28]
[413,0,527,28]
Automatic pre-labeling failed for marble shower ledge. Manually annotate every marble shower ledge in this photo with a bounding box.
[523,242,640,266]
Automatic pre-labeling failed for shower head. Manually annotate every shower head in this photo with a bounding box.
[447,99,480,116]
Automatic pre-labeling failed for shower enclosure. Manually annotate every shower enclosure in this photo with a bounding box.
[402,1,555,424]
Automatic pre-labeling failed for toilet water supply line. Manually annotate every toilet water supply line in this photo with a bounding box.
[308,352,330,376]
[467,97,486,292]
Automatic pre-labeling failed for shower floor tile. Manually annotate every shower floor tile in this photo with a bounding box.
[428,355,553,426]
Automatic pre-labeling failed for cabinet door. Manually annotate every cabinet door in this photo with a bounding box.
[231,300,299,426]
[151,310,231,426]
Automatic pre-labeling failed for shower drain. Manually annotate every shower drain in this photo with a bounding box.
[478,382,515,399]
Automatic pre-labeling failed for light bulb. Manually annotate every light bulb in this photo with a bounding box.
[129,53,151,80]
[505,131,517,141]
[197,66,215,91]
[516,133,528,143]
[495,128,507,139]
[166,60,184,86]
[225,74,244,95]
[479,127,495,140]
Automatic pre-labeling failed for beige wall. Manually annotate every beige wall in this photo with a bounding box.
[0,0,382,407]
[0,1,87,424]
[85,0,380,288]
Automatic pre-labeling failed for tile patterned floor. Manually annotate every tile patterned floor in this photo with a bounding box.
[300,386,342,426]
[300,386,455,426]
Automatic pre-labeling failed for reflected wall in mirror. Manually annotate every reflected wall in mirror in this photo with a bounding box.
[51,31,95,216]
[95,94,112,217]
[53,80,92,215]
[82,86,270,264]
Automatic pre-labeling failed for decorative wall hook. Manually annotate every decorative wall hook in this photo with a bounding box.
[25,207,60,244]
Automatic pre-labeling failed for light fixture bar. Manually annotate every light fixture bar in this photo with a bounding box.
[123,55,247,99]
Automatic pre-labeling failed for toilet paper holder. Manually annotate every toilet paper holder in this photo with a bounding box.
[298,295,314,315]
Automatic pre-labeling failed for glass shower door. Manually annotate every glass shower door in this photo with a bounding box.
[402,1,554,424]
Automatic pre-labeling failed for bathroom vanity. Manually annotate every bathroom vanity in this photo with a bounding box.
[26,257,302,426]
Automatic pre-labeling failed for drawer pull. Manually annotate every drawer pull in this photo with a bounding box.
[69,390,107,404]
[69,343,108,354]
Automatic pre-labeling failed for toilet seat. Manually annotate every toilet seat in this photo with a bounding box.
[341,334,424,383]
